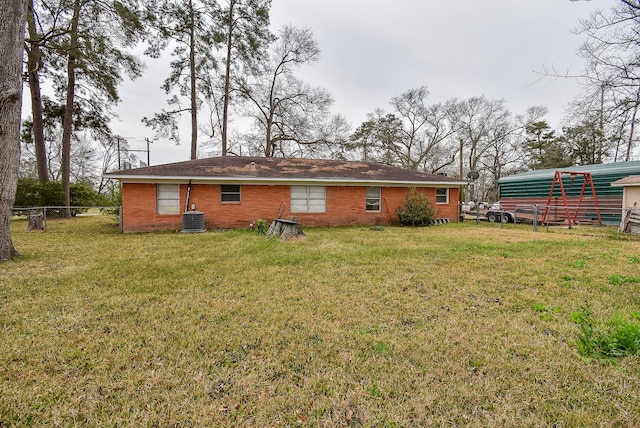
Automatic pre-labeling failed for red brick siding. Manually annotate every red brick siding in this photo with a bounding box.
[121,183,460,232]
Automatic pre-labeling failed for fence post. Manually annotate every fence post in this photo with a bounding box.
[43,206,48,230]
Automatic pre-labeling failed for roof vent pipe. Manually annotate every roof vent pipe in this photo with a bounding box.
[250,161,256,171]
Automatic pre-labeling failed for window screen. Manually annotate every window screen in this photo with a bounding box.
[366,187,381,211]
[221,184,241,202]
[291,186,326,213]
[157,184,180,214]
[436,188,449,204]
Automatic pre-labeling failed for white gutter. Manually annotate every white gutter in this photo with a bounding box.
[103,174,468,187]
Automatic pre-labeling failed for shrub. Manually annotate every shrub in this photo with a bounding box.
[396,188,437,226]
[255,219,268,235]
[14,178,103,216]
[14,178,64,208]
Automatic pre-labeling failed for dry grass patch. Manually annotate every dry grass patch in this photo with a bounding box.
[2,217,640,426]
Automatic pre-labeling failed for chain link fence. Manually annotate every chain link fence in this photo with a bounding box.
[12,206,121,231]
[460,201,626,232]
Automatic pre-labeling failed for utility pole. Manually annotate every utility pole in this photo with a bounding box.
[117,137,152,168]
[459,139,464,204]
[145,138,151,166]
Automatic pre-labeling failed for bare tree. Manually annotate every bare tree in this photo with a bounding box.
[480,119,523,201]
[350,89,458,173]
[569,1,640,161]
[237,25,344,157]
[0,0,27,261]
[390,87,458,172]
[452,96,512,172]
[216,0,272,156]
[451,96,515,201]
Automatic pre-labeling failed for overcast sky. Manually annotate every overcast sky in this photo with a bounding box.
[110,0,611,165]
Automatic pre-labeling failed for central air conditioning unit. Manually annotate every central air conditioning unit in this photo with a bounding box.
[181,211,205,233]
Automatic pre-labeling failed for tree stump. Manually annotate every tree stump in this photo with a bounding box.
[27,211,44,231]
[267,218,305,239]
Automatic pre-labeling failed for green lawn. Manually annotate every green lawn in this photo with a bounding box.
[2,216,640,426]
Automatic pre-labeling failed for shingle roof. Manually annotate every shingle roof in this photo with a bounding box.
[612,175,640,187]
[105,156,467,186]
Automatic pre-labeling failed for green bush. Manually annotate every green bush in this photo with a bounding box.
[14,178,103,215]
[99,185,122,207]
[396,188,437,226]
[255,219,268,235]
[13,177,64,208]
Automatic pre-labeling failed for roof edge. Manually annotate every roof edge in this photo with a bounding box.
[103,174,467,187]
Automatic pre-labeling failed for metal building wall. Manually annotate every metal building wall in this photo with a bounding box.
[497,161,640,225]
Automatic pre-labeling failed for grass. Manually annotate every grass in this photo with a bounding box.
[572,304,640,362]
[2,216,640,426]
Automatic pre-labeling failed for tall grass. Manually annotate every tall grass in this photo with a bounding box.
[2,217,640,426]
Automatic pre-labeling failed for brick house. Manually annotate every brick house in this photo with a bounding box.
[104,156,467,232]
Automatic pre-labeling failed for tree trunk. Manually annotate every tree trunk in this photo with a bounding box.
[61,0,80,218]
[221,0,235,157]
[625,86,640,162]
[188,0,198,160]
[26,0,48,183]
[265,119,272,156]
[0,0,27,261]
[597,85,605,164]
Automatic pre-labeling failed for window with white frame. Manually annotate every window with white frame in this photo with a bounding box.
[366,187,381,211]
[221,184,241,202]
[436,187,449,204]
[157,184,180,214]
[291,186,326,213]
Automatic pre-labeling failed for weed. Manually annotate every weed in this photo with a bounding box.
[572,304,598,358]
[570,260,587,268]
[533,303,547,313]
[255,218,268,235]
[609,274,640,285]
[468,357,485,369]
[560,273,573,281]
[373,341,391,353]
[572,303,640,361]
[366,381,382,399]
[312,380,334,397]
[534,303,561,321]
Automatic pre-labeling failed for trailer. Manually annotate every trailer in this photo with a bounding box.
[485,202,514,223]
